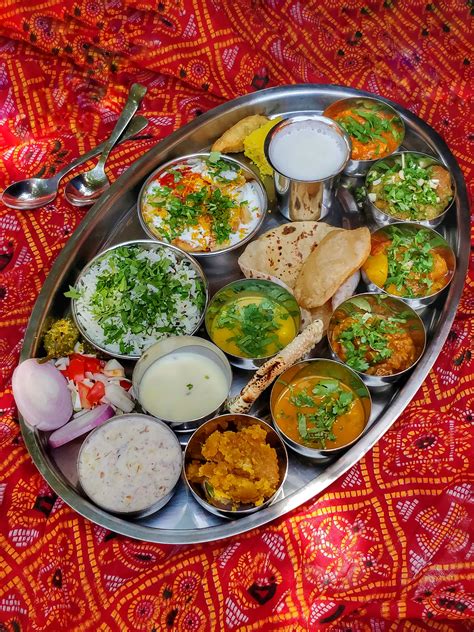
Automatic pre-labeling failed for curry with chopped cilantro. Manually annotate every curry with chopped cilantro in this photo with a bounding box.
[366,152,453,221]
[274,376,366,449]
[210,295,296,358]
[329,103,403,161]
[329,296,423,377]
[363,225,453,298]
[140,153,263,253]
[206,280,300,359]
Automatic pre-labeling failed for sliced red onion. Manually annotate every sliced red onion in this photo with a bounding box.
[332,271,360,311]
[12,358,73,431]
[48,404,115,448]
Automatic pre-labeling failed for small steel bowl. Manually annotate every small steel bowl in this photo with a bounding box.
[77,413,182,518]
[365,151,456,228]
[327,292,426,389]
[263,114,351,222]
[183,414,288,519]
[132,335,233,432]
[71,239,208,360]
[270,358,372,462]
[137,153,267,257]
[204,278,301,370]
[323,96,405,177]
[361,223,456,310]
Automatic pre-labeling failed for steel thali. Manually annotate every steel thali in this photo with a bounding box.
[20,84,470,544]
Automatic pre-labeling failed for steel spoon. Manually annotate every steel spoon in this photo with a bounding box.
[2,115,149,210]
[64,83,147,206]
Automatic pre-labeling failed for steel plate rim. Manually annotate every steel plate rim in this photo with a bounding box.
[19,83,470,544]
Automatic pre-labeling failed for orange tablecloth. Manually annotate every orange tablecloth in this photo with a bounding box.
[0,1,473,629]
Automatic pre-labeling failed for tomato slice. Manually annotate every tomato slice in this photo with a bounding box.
[84,357,103,374]
[159,172,177,188]
[66,357,86,382]
[77,382,92,409]
[87,381,105,405]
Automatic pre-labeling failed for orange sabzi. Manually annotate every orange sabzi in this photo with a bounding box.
[332,106,401,160]
[363,229,451,297]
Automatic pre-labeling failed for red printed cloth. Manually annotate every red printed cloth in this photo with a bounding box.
[0,1,473,630]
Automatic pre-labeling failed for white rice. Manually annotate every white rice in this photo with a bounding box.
[74,245,205,356]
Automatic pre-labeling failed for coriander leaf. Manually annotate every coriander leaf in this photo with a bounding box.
[208,151,221,164]
[64,285,82,299]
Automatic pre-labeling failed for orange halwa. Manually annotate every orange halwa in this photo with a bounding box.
[187,425,280,508]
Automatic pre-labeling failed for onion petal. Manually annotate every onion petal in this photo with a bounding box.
[104,383,134,413]
[48,404,115,448]
[12,358,73,431]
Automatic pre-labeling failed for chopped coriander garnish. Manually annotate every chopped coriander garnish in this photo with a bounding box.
[64,285,82,299]
[367,154,452,220]
[145,161,239,246]
[337,107,399,145]
[186,383,194,390]
[288,378,354,448]
[335,312,407,372]
[354,186,366,207]
[205,154,238,182]
[385,227,437,297]
[77,246,205,355]
[204,375,210,380]
[215,299,284,358]
[169,168,182,183]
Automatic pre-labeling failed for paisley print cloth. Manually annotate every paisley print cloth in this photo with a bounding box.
[0,0,473,629]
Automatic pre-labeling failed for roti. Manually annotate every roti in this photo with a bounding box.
[238,222,340,289]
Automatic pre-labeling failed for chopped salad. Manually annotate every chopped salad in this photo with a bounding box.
[140,153,263,252]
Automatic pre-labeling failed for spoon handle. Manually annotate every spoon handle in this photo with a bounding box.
[95,84,147,171]
[53,115,149,183]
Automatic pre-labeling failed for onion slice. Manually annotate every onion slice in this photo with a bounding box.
[48,404,115,448]
[103,383,134,413]
[12,359,73,431]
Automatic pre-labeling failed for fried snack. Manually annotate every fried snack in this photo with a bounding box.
[211,114,269,153]
[226,319,324,414]
[238,222,340,289]
[187,425,279,507]
[294,227,371,309]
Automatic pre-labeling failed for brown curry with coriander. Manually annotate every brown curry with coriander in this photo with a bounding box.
[330,297,421,376]
[366,153,453,221]
[274,376,366,449]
